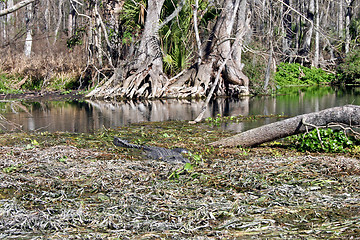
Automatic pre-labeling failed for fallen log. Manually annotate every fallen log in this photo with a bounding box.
[209,105,360,147]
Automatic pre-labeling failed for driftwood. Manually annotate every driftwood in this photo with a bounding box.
[210,105,360,147]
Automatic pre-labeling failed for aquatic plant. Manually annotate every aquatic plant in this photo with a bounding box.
[205,114,287,126]
[291,128,356,153]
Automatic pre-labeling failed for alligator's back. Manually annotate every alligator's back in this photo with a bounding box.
[113,137,189,164]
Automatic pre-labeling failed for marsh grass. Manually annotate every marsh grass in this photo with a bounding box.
[0,46,86,92]
[0,121,359,239]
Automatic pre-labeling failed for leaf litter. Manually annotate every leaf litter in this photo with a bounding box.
[0,121,359,239]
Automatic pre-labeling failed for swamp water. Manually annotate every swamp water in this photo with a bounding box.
[0,86,359,133]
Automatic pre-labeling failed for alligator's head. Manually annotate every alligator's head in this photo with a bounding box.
[113,137,131,147]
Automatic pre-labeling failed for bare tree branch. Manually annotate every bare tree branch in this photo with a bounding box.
[0,0,35,17]
[156,0,186,32]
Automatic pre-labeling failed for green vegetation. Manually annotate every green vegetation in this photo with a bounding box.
[291,128,358,153]
[337,49,360,84]
[275,85,335,96]
[205,113,287,126]
[2,165,19,173]
[275,63,335,87]
[161,0,216,76]
[0,71,83,93]
[119,0,145,44]
[242,49,267,94]
[66,26,86,49]
[0,73,23,94]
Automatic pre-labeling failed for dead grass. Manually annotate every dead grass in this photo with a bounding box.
[0,126,359,239]
[0,44,86,91]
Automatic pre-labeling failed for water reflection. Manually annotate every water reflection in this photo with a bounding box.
[0,86,359,133]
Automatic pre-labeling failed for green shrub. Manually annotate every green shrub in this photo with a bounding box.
[275,63,334,87]
[0,73,23,94]
[21,77,42,90]
[66,26,86,49]
[291,128,356,153]
[242,50,267,94]
[337,49,360,84]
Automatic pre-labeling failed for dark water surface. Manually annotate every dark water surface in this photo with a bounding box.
[0,86,359,133]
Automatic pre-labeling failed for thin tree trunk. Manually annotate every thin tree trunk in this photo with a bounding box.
[294,0,301,57]
[339,0,344,38]
[281,0,292,57]
[95,4,103,68]
[313,0,319,67]
[193,0,202,66]
[44,0,50,45]
[264,41,273,92]
[301,0,314,58]
[68,4,76,37]
[0,2,3,44]
[24,3,33,57]
[53,0,64,45]
[264,0,273,92]
[5,0,13,42]
[345,0,352,54]
[210,105,360,147]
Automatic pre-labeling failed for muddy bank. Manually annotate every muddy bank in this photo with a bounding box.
[0,91,85,102]
[0,122,359,239]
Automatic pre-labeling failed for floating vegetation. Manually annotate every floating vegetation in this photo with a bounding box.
[205,113,288,126]
[290,128,358,153]
[0,121,359,238]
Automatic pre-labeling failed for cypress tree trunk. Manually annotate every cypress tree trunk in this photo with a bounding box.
[87,0,169,99]
[87,0,249,100]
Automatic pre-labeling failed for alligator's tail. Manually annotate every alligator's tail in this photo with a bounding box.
[113,137,143,149]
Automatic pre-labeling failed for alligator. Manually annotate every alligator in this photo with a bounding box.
[113,137,190,164]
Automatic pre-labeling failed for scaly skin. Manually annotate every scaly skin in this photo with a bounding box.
[113,137,190,164]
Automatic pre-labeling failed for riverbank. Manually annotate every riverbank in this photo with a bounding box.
[0,121,359,239]
[0,90,85,102]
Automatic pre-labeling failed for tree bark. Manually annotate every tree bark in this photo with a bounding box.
[263,41,273,92]
[209,105,360,147]
[281,0,292,57]
[86,0,171,99]
[24,3,33,57]
[53,0,64,45]
[169,0,249,99]
[345,0,353,54]
[313,0,319,67]
[86,0,249,100]
[0,0,35,17]
[300,0,314,59]
[339,0,344,38]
